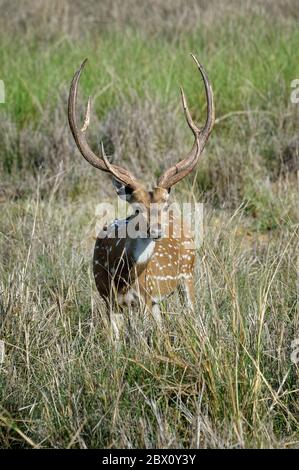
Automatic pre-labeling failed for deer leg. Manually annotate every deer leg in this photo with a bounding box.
[143,298,164,349]
[104,297,125,343]
[179,276,195,312]
[110,313,125,342]
[141,301,151,341]
[152,302,163,330]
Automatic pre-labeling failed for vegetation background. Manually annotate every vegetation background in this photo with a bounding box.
[0,0,298,448]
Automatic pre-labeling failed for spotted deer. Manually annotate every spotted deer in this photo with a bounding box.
[68,54,214,339]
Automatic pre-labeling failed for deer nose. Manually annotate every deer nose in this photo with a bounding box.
[149,224,163,240]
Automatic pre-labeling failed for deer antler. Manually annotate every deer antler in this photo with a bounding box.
[68,59,141,189]
[157,54,215,189]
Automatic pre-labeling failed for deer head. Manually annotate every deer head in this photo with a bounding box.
[68,54,214,241]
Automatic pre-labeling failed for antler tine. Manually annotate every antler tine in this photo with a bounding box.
[68,60,140,189]
[180,86,201,137]
[68,59,105,171]
[190,53,214,138]
[157,54,215,189]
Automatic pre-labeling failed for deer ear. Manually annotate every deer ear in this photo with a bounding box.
[112,177,134,201]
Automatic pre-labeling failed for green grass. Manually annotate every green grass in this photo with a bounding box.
[0,0,298,449]
[1,15,299,126]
